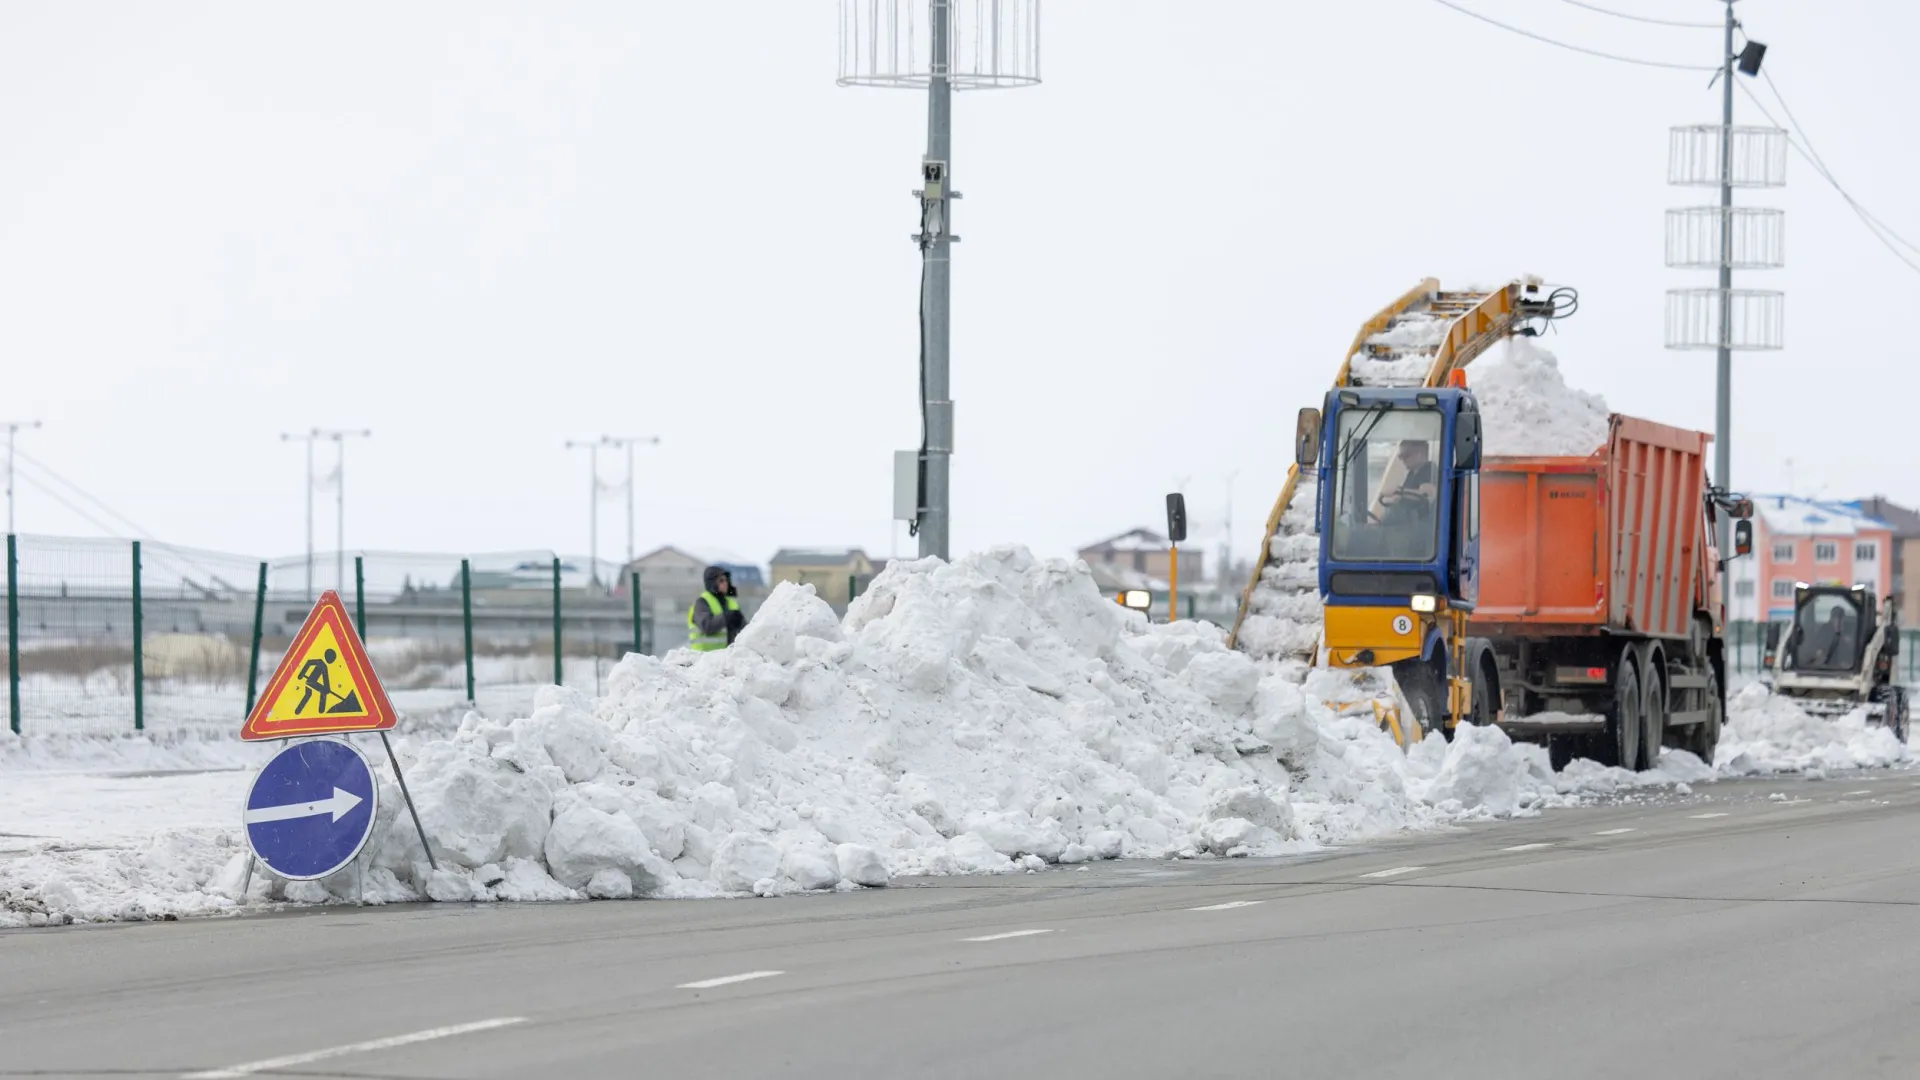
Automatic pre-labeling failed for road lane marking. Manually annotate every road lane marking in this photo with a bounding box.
[677,971,785,990]
[1189,900,1264,911]
[183,1017,526,1079]
[963,928,1054,942]
[1501,843,1554,852]
[1360,866,1425,879]
[1689,813,1729,819]
[1844,790,1873,796]
[1593,828,1636,835]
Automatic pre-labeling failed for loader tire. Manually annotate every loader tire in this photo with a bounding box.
[1399,666,1446,742]
[1891,685,1910,745]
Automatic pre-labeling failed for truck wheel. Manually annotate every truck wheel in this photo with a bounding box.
[1602,660,1642,771]
[1681,668,1722,765]
[1470,656,1499,727]
[1639,662,1666,772]
[1892,686,1910,745]
[1548,736,1579,772]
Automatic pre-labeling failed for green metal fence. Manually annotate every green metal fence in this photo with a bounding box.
[4,534,668,738]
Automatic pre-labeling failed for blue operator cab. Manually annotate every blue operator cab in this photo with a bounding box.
[1294,380,1486,732]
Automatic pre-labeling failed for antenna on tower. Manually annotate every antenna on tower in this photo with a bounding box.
[839,0,1042,562]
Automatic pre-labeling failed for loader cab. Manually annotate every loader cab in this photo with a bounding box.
[1299,386,1481,611]
[1778,585,1875,675]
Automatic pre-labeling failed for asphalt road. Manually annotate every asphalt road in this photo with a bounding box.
[4,771,1918,1080]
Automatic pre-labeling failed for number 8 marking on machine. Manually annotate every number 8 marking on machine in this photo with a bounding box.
[1392,615,1413,636]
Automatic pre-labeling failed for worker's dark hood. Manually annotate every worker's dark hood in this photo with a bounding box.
[703,565,730,594]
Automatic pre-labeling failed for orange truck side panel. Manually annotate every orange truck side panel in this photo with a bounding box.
[1473,415,1713,640]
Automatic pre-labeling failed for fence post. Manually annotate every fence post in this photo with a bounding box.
[246,561,267,717]
[353,555,366,638]
[630,571,643,657]
[6,534,18,736]
[461,559,475,704]
[551,556,563,687]
[131,540,144,733]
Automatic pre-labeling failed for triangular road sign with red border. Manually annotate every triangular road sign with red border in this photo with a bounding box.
[241,590,398,741]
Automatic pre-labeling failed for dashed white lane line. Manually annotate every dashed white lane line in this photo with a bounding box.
[1844,790,1874,796]
[1690,813,1730,819]
[1593,828,1636,836]
[963,929,1054,943]
[1189,900,1265,911]
[1501,843,1554,852]
[182,1018,527,1079]
[677,971,785,990]
[1360,866,1426,879]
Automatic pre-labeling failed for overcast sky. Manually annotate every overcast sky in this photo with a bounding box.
[2,1,1914,576]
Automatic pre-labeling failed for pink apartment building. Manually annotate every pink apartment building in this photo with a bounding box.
[1728,496,1895,624]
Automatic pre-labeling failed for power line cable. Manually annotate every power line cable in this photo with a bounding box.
[1424,0,1718,70]
[1732,80,1920,277]
[1757,69,1920,259]
[12,447,152,537]
[1553,0,1720,30]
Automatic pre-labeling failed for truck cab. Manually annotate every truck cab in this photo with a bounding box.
[1296,382,1489,733]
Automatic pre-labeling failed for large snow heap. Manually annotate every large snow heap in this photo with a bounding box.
[354,547,1385,903]
[2,549,1907,925]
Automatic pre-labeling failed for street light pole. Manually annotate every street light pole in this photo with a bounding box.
[281,431,318,598]
[565,440,603,588]
[288,429,369,594]
[600,435,660,566]
[3,421,42,534]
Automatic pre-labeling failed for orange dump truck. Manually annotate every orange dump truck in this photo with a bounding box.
[1470,415,1751,770]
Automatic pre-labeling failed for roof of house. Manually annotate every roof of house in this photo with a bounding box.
[1754,495,1893,538]
[1847,497,1920,538]
[1079,527,1169,554]
[771,547,869,567]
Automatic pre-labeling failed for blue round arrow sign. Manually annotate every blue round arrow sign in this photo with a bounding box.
[243,738,380,881]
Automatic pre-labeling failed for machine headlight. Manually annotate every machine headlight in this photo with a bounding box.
[1410,594,1437,613]
[1122,590,1152,610]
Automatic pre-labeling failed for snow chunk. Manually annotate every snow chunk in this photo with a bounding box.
[544,806,673,894]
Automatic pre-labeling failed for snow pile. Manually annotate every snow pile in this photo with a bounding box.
[1472,338,1611,457]
[2,552,1910,927]
[1718,683,1909,774]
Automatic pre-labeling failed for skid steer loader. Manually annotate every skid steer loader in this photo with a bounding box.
[1764,583,1909,742]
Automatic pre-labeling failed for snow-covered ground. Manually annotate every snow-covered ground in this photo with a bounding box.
[2,549,1908,929]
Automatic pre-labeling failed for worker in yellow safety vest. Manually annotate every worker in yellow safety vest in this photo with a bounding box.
[687,565,745,651]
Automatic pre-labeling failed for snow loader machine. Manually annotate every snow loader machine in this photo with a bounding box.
[1763,584,1910,742]
[1229,276,1756,769]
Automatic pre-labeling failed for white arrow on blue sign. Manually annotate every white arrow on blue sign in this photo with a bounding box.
[243,738,380,881]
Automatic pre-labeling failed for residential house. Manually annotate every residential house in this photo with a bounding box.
[1848,496,1920,618]
[1076,528,1204,585]
[769,548,876,608]
[1727,496,1894,625]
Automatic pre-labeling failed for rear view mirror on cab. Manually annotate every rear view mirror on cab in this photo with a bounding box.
[1295,408,1321,467]
[1735,519,1753,557]
[1454,410,1482,471]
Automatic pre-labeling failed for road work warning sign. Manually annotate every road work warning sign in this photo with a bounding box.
[240,590,398,741]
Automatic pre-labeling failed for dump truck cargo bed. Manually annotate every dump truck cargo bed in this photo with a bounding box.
[1473,415,1711,641]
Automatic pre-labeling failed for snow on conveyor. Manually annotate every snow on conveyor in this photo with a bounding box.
[1,552,1908,927]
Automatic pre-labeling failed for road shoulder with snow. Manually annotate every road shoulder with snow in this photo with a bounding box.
[5,770,1916,1079]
